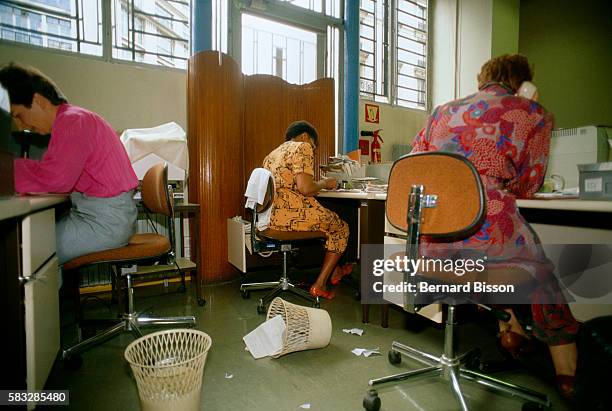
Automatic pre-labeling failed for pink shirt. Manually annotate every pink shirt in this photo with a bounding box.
[14,104,138,197]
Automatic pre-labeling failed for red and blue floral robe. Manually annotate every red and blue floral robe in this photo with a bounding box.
[411,83,579,345]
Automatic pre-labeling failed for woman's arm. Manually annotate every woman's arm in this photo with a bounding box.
[295,173,336,197]
[508,110,554,198]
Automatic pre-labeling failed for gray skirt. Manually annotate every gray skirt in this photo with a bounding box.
[57,191,137,265]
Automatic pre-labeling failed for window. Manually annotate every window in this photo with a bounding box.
[112,0,191,69]
[0,0,103,55]
[241,14,318,85]
[360,0,428,110]
[0,1,191,70]
[279,0,341,18]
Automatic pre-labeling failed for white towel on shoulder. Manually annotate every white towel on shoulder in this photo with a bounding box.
[244,168,273,230]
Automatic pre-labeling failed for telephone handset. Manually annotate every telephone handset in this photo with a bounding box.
[516,81,538,101]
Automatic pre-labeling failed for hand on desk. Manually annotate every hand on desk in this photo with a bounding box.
[321,177,337,190]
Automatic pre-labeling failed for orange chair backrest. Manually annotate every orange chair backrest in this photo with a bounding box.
[386,152,485,238]
[141,163,172,217]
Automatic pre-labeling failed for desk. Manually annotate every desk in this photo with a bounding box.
[0,195,68,399]
[317,191,612,324]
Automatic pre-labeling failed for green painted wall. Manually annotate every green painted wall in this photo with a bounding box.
[519,0,612,128]
[491,0,520,57]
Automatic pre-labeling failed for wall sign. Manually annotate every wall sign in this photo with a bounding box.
[365,103,380,123]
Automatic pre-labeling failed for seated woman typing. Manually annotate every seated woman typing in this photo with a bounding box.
[263,121,350,300]
[409,54,579,400]
[0,63,138,265]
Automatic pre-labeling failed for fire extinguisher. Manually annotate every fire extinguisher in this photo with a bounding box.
[361,129,383,163]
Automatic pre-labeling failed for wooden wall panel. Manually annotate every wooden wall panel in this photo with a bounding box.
[188,51,244,284]
[243,76,335,182]
[189,53,335,284]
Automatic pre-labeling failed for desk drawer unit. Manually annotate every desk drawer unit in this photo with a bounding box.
[21,209,60,409]
[21,208,55,277]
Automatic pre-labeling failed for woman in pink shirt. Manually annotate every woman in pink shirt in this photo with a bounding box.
[0,63,138,264]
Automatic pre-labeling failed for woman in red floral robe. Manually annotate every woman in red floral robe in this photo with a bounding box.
[410,54,579,399]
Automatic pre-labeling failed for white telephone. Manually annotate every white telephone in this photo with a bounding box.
[516,81,538,100]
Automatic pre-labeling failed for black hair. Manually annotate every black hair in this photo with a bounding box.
[0,62,68,107]
[285,120,318,145]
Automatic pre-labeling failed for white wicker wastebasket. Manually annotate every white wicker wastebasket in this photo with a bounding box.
[267,297,332,357]
[124,329,212,411]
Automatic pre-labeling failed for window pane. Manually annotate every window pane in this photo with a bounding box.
[396,0,427,109]
[359,0,388,99]
[241,13,318,85]
[112,0,191,69]
[0,0,102,55]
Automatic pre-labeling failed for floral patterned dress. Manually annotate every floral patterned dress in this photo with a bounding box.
[263,141,349,254]
[411,83,579,345]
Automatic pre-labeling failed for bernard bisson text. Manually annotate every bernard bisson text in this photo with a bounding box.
[372,281,514,294]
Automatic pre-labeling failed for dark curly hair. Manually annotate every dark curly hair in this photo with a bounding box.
[0,62,67,107]
[285,120,318,146]
[477,54,533,93]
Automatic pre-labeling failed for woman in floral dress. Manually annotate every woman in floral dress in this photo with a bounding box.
[410,54,579,399]
[263,121,350,299]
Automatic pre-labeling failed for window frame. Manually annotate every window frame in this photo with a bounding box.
[0,0,191,73]
[360,0,430,111]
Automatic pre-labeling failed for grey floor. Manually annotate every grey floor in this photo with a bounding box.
[43,271,574,411]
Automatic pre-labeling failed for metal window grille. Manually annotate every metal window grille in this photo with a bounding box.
[279,0,342,18]
[0,0,103,55]
[111,0,190,69]
[395,0,427,109]
[359,0,428,109]
[359,0,388,100]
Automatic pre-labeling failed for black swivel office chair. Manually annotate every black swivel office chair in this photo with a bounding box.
[61,163,196,365]
[240,168,325,314]
[363,152,550,411]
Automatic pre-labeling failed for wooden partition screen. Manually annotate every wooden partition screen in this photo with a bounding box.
[188,51,335,284]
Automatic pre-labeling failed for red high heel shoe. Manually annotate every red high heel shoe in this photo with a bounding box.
[556,374,576,401]
[499,330,538,358]
[330,264,354,286]
[309,286,336,300]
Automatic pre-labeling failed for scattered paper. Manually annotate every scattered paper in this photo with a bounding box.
[343,328,364,336]
[243,315,286,359]
[298,404,311,409]
[224,373,234,379]
[352,347,381,357]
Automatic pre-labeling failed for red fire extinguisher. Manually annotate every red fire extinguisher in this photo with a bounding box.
[361,129,383,163]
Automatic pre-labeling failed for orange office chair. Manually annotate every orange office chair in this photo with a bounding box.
[240,168,325,314]
[363,152,549,411]
[61,163,196,365]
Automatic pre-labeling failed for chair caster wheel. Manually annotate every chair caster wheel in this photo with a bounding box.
[522,401,549,411]
[388,349,402,365]
[363,389,381,411]
[197,298,206,307]
[177,284,187,293]
[241,289,250,299]
[313,301,320,309]
[63,355,83,371]
[257,304,266,314]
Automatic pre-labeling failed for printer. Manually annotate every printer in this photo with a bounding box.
[546,125,612,189]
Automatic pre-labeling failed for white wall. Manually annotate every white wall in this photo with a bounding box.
[0,42,187,132]
[358,100,427,163]
[431,0,494,108]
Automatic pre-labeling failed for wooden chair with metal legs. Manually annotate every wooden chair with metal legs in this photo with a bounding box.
[240,168,324,314]
[363,152,550,411]
[61,163,196,365]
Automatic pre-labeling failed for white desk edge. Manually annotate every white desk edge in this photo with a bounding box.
[318,190,612,213]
